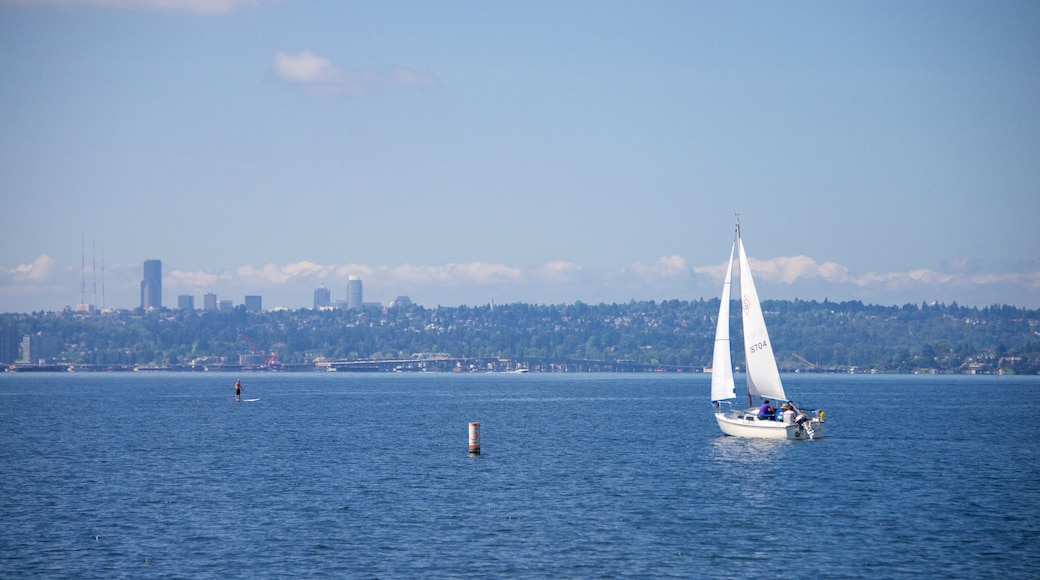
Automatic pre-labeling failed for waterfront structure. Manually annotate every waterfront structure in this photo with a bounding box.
[141,259,162,310]
[203,293,218,311]
[244,296,262,312]
[178,295,195,310]
[347,275,363,311]
[314,285,331,309]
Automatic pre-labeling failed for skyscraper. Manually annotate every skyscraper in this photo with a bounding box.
[178,294,195,310]
[314,284,331,309]
[244,296,262,312]
[141,259,162,310]
[0,324,18,365]
[347,275,363,311]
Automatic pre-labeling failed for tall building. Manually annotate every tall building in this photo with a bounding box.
[141,259,162,310]
[19,333,60,364]
[178,295,195,310]
[314,284,331,309]
[203,293,218,311]
[244,296,262,312]
[347,275,363,311]
[0,324,19,365]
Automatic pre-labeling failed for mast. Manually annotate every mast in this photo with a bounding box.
[736,217,754,409]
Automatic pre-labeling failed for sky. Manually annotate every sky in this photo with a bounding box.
[1,0,1038,313]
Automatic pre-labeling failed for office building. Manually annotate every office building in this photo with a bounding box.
[178,295,195,310]
[19,333,60,364]
[347,275,363,311]
[314,284,331,309]
[203,293,218,311]
[0,324,19,365]
[141,259,162,310]
[244,295,262,312]
[218,300,233,311]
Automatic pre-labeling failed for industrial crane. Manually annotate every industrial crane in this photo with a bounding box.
[239,332,281,369]
[792,353,817,369]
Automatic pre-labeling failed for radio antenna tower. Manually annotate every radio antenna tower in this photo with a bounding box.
[101,242,106,311]
[92,237,98,311]
[79,235,87,310]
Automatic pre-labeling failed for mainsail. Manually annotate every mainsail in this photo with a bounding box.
[710,241,736,401]
[737,236,787,401]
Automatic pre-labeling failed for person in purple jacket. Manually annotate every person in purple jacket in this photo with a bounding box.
[757,400,775,420]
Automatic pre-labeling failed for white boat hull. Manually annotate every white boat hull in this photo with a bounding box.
[715,411,824,440]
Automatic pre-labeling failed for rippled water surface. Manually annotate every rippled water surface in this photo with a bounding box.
[2,373,1038,578]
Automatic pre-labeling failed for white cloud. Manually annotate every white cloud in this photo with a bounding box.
[906,268,956,285]
[10,255,56,282]
[741,255,847,284]
[282,260,335,278]
[0,0,264,14]
[273,51,344,85]
[697,255,857,285]
[273,51,438,97]
[384,263,523,286]
[629,255,690,278]
[534,261,584,283]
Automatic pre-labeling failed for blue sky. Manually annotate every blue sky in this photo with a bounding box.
[1,0,1038,313]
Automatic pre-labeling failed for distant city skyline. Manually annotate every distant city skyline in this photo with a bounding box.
[2,248,1037,314]
[1,2,1038,313]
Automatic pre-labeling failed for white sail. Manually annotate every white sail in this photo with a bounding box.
[710,242,736,401]
[737,236,787,401]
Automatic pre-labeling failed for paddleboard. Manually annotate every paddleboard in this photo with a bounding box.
[240,398,260,402]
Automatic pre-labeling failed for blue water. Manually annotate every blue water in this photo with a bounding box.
[1,373,1038,578]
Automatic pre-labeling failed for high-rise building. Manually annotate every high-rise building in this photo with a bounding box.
[178,295,195,310]
[141,259,162,310]
[203,293,218,311]
[244,296,262,312]
[314,284,331,309]
[19,333,60,364]
[347,275,363,311]
[0,324,19,365]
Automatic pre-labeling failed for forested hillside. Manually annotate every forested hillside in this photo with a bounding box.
[2,299,1038,374]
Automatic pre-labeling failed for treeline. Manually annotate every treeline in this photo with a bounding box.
[2,299,1039,373]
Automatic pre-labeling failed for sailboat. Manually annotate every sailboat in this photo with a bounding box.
[710,220,825,440]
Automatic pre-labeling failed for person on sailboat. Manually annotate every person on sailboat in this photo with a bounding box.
[780,403,796,424]
[757,400,775,421]
[796,410,811,428]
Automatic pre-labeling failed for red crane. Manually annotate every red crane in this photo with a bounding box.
[239,332,280,368]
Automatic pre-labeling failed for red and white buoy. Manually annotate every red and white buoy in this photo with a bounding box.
[468,422,481,455]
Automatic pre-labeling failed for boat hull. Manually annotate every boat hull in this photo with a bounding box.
[715,412,824,440]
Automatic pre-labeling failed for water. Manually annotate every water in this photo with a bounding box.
[1,373,1038,578]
